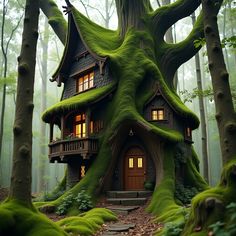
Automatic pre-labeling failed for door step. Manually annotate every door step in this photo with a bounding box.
[107,197,147,206]
[107,190,152,198]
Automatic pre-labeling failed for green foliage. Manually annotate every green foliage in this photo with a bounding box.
[56,194,74,215]
[222,36,236,49]
[208,202,236,236]
[194,38,206,48]
[179,87,213,104]
[74,190,93,212]
[175,182,199,205]
[162,222,183,236]
[0,73,17,94]
[56,191,94,215]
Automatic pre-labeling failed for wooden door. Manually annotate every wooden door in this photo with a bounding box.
[124,147,146,190]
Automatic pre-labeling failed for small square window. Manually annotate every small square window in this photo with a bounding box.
[151,109,164,121]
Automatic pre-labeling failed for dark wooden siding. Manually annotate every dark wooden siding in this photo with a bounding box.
[144,95,173,129]
[61,27,113,100]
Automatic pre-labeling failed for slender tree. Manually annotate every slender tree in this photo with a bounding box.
[9,0,40,204]
[0,0,22,173]
[192,12,209,183]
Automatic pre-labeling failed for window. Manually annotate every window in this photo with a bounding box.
[90,121,94,134]
[138,158,143,168]
[151,109,164,121]
[81,166,86,178]
[74,113,86,138]
[129,158,134,168]
[77,72,94,93]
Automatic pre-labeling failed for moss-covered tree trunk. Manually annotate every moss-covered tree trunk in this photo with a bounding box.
[36,1,210,218]
[9,0,39,205]
[202,0,236,164]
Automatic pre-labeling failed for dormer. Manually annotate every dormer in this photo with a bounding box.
[50,11,113,100]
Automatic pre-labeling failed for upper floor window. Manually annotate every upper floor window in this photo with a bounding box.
[151,108,164,121]
[77,72,94,93]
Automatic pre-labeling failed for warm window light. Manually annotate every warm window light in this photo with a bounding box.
[129,158,134,168]
[77,71,94,93]
[152,109,164,120]
[138,157,143,168]
[81,166,86,177]
[75,113,86,138]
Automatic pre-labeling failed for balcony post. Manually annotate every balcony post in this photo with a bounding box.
[61,115,65,139]
[86,108,91,137]
[49,123,54,142]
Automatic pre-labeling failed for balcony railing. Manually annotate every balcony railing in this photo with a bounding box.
[48,137,98,162]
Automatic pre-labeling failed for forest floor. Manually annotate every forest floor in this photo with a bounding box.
[0,189,161,235]
[94,198,162,236]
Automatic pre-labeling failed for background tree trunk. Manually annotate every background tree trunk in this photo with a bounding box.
[202,0,236,163]
[38,17,49,192]
[9,0,39,204]
[192,12,209,182]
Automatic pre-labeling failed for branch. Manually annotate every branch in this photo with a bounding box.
[39,0,67,45]
[152,0,201,40]
[158,12,204,86]
[78,0,90,19]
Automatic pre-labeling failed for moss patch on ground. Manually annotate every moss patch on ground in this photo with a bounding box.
[0,200,116,236]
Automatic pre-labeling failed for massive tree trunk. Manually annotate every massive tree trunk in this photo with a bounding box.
[9,0,40,205]
[202,0,236,164]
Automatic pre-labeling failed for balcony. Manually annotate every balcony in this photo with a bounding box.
[48,137,98,163]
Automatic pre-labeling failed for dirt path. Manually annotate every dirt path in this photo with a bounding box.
[95,202,161,236]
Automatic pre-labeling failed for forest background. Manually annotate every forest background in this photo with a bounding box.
[0,0,235,194]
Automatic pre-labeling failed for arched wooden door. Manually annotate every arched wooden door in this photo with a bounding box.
[124,147,146,190]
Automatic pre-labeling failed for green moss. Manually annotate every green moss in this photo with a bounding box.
[0,200,67,236]
[57,208,117,236]
[42,82,116,122]
[182,158,236,236]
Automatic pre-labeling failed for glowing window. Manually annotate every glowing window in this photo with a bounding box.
[77,72,94,93]
[138,158,143,168]
[81,166,86,177]
[129,158,134,168]
[152,109,164,121]
[74,113,86,138]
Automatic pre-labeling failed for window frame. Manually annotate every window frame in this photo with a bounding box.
[76,71,94,93]
[151,108,165,121]
[74,113,86,138]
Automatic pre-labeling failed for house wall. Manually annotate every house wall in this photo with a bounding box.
[61,32,113,100]
[144,95,173,129]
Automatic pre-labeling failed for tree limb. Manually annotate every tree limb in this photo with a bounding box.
[157,12,204,87]
[39,0,67,45]
[151,0,201,40]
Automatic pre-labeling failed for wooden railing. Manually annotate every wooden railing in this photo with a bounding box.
[48,137,98,161]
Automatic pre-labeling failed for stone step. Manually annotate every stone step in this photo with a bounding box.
[107,190,152,198]
[106,205,139,215]
[106,197,147,206]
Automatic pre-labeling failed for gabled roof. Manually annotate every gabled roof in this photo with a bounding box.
[51,4,121,86]
[42,82,116,123]
[145,82,199,129]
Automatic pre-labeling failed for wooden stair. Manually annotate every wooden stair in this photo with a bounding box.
[106,191,152,215]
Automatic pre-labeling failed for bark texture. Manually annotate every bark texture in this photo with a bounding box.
[202,0,236,163]
[9,0,39,205]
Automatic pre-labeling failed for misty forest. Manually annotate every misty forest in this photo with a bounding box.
[0,0,236,235]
